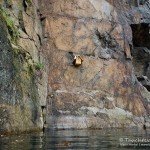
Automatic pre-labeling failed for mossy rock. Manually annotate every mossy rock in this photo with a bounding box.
[0,6,19,43]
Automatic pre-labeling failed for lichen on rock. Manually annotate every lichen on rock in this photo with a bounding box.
[0,0,47,134]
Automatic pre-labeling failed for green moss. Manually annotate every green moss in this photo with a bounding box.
[0,6,19,43]
[13,48,20,55]
[12,49,39,108]
[34,62,44,70]
[26,0,32,5]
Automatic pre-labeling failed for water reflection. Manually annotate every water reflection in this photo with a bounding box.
[0,128,149,150]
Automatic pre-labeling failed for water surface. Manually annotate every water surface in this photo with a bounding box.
[0,128,149,150]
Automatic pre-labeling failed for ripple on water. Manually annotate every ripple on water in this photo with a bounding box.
[0,128,149,150]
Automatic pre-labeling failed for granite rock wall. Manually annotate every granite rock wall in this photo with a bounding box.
[39,0,150,129]
[0,0,150,134]
[0,0,48,134]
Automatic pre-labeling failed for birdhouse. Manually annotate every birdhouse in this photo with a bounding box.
[73,55,84,67]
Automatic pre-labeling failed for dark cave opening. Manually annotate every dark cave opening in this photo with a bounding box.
[130,23,150,91]
[128,0,148,7]
[131,23,150,49]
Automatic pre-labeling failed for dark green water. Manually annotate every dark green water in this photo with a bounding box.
[0,128,149,150]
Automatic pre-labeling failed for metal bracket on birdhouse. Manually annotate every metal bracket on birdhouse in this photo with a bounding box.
[73,55,84,67]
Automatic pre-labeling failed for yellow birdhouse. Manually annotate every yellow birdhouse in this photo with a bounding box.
[73,55,84,67]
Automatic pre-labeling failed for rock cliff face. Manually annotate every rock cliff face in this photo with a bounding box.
[0,0,150,134]
[39,0,150,129]
[0,0,48,134]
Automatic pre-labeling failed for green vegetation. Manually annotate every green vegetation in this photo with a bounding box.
[23,0,32,8]
[34,62,44,70]
[0,6,19,43]
[26,0,32,5]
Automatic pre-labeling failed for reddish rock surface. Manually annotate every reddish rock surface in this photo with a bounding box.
[39,0,150,129]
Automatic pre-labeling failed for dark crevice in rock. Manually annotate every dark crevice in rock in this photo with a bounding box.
[128,0,149,7]
[37,9,46,22]
[131,23,150,49]
[40,15,46,22]
[23,0,28,12]
[41,106,47,132]
[131,23,150,91]
[139,0,149,5]
[37,34,42,46]
[137,76,150,91]
[18,10,27,34]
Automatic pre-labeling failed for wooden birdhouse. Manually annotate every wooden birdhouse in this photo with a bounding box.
[73,55,84,67]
